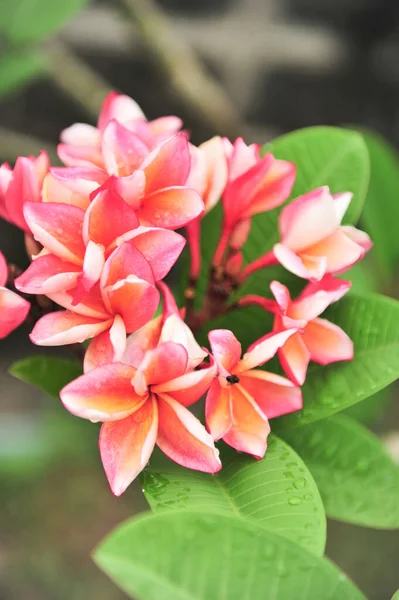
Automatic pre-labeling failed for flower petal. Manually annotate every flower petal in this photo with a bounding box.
[60,123,101,147]
[0,252,7,287]
[122,316,162,368]
[205,379,232,440]
[57,143,104,169]
[0,287,30,339]
[274,243,327,280]
[98,92,145,132]
[72,241,105,304]
[30,311,112,346]
[208,329,242,375]
[153,360,217,407]
[15,254,81,295]
[333,192,352,223]
[106,276,159,334]
[142,133,191,194]
[306,229,367,274]
[102,120,149,177]
[137,187,204,229]
[132,342,188,395]
[302,317,354,364]
[270,280,291,313]
[237,329,297,372]
[102,242,155,288]
[223,385,270,459]
[160,313,207,370]
[100,396,158,496]
[4,156,44,232]
[23,202,85,265]
[239,371,302,419]
[277,330,311,386]
[291,275,351,321]
[48,285,109,319]
[156,393,221,473]
[84,315,126,372]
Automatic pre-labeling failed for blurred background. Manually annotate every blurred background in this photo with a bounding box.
[1,0,399,598]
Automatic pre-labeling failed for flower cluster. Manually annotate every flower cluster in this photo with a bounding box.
[0,92,372,495]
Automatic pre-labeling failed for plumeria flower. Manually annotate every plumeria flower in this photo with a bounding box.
[60,333,219,496]
[26,242,160,352]
[0,252,30,339]
[0,151,49,233]
[15,182,185,301]
[242,187,372,281]
[240,276,353,386]
[206,329,302,459]
[213,138,295,266]
[57,91,182,171]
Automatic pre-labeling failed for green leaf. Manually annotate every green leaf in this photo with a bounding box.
[0,0,91,43]
[141,435,326,556]
[391,591,399,600]
[94,509,365,600]
[9,355,82,398]
[0,49,46,97]
[282,414,399,529]
[360,130,399,279]
[274,293,399,429]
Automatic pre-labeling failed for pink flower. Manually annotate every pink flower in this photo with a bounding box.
[213,138,295,266]
[272,187,371,281]
[0,252,30,339]
[0,151,49,232]
[268,276,354,385]
[60,304,219,495]
[206,329,302,458]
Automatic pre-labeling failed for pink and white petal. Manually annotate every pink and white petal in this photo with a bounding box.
[98,92,145,132]
[306,229,366,274]
[132,342,188,395]
[277,331,311,386]
[270,280,291,313]
[156,393,221,473]
[273,243,327,280]
[106,276,159,333]
[102,242,155,289]
[57,143,104,169]
[230,218,252,250]
[223,385,270,459]
[72,241,105,304]
[0,288,30,339]
[153,361,217,407]
[60,123,101,147]
[48,285,110,319]
[148,115,183,137]
[198,136,228,211]
[0,252,7,287]
[228,138,259,180]
[138,187,204,229]
[205,379,232,440]
[341,225,373,253]
[113,170,146,211]
[291,275,351,321]
[30,311,112,346]
[208,329,242,376]
[333,192,353,223]
[101,120,149,177]
[238,328,298,372]
[15,254,81,295]
[279,187,339,251]
[84,315,126,372]
[4,157,41,232]
[61,362,143,422]
[239,370,302,419]
[43,172,90,210]
[100,396,158,496]
[50,166,107,193]
[142,133,191,194]
[83,181,139,247]
[302,317,354,365]
[23,202,85,265]
[121,227,185,281]
[160,313,207,369]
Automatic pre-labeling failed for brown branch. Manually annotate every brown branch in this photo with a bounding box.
[120,0,244,138]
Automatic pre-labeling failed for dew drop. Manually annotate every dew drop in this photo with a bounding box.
[288,496,302,506]
[293,478,306,490]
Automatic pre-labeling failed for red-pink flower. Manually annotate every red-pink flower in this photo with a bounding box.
[206,329,302,459]
[213,138,295,266]
[0,252,30,339]
[268,277,353,385]
[60,302,219,495]
[0,151,49,232]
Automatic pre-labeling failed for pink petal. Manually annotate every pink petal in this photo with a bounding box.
[230,218,252,251]
[279,187,339,251]
[277,330,311,386]
[187,136,228,212]
[142,133,191,194]
[239,370,302,419]
[156,393,221,473]
[341,225,373,253]
[23,202,85,265]
[274,243,327,280]
[152,361,217,407]
[122,316,162,368]
[105,276,159,333]
[98,92,145,132]
[137,186,204,229]
[57,143,104,169]
[160,313,207,370]
[148,115,183,137]
[270,280,291,313]
[60,123,101,147]
[205,379,232,440]
[48,285,110,319]
[100,396,158,496]
[0,287,30,339]
[0,251,8,287]
[15,254,81,295]
[83,180,139,247]
[61,362,143,422]
[132,342,188,395]
[223,385,270,459]
[227,138,259,180]
[30,311,112,346]
[72,241,105,303]
[291,275,351,321]
[102,242,155,288]
[306,229,367,274]
[112,170,146,211]
[237,329,297,372]
[102,120,149,177]
[302,317,354,364]
[333,192,353,223]
[208,329,242,375]
[4,157,43,232]
[84,315,126,372]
